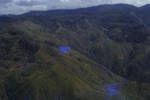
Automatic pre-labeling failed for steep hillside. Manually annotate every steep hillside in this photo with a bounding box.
[0,21,127,100]
[11,4,150,83]
[0,4,150,100]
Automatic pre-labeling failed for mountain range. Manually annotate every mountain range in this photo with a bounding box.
[0,4,150,100]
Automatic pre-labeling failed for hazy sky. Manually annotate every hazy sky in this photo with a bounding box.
[0,0,150,15]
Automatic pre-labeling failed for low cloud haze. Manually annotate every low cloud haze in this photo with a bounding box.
[0,0,150,15]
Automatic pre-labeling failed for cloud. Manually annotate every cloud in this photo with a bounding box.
[0,0,150,15]
[0,0,12,4]
[15,0,46,6]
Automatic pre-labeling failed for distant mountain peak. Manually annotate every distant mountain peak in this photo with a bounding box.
[141,4,150,9]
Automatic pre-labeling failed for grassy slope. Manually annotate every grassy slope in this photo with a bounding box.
[0,21,118,100]
[0,21,149,100]
[25,12,150,83]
